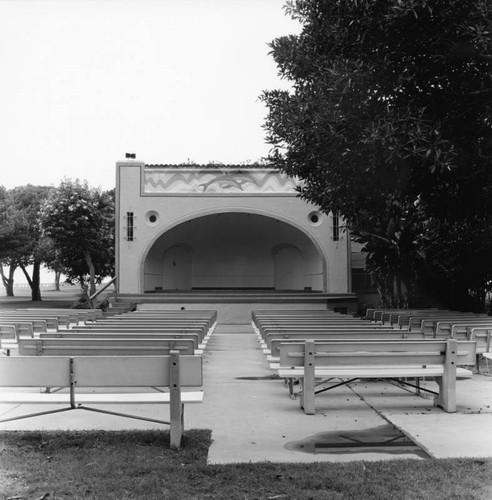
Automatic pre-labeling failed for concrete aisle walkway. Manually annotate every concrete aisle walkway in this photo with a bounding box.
[187,324,432,463]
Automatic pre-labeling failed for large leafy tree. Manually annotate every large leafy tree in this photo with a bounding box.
[0,185,53,300]
[0,185,18,296]
[39,179,115,297]
[261,0,492,309]
[13,185,54,301]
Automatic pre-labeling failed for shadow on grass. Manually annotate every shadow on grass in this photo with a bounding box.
[1,429,491,500]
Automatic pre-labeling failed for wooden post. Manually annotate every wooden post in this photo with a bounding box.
[69,357,76,409]
[301,340,316,415]
[169,351,183,449]
[435,339,457,412]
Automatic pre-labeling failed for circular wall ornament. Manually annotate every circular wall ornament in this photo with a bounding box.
[308,211,323,226]
[145,210,159,225]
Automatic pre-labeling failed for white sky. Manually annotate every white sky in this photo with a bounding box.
[0,0,300,191]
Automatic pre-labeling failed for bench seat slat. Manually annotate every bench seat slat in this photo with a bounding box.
[0,391,204,405]
[278,366,473,379]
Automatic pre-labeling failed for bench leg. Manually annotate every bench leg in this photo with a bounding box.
[434,340,458,413]
[434,376,456,412]
[170,402,184,450]
[170,350,183,449]
[301,341,316,415]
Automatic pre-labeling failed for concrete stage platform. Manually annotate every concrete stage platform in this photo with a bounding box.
[115,290,359,322]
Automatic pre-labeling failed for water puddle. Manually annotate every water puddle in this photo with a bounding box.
[284,424,429,458]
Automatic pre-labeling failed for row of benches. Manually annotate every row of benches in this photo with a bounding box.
[253,309,481,415]
[0,308,217,354]
[0,308,216,449]
[254,309,491,369]
[366,307,492,333]
[0,307,103,335]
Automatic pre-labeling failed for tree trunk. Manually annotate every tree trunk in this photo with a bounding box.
[31,261,42,301]
[55,270,61,291]
[0,262,16,296]
[19,262,42,301]
[83,250,97,297]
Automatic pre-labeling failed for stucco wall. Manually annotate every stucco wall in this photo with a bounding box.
[115,161,350,294]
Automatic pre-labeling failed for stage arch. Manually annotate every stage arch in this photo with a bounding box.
[143,212,326,292]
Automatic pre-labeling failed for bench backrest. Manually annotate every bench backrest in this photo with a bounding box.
[0,318,48,332]
[0,354,203,387]
[406,314,487,330]
[25,308,103,321]
[132,308,217,322]
[18,338,196,356]
[0,312,71,324]
[469,328,492,352]
[367,308,444,322]
[438,321,492,335]
[261,324,394,333]
[279,340,477,368]
[17,309,85,324]
[258,322,378,332]
[89,321,208,332]
[72,326,207,342]
[269,332,427,357]
[385,310,458,325]
[40,332,200,348]
[261,327,398,341]
[265,329,416,344]
[74,324,206,331]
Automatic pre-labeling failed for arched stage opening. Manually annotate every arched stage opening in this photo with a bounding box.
[143,212,326,293]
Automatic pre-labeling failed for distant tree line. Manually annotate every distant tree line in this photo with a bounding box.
[262,0,492,311]
[0,179,114,301]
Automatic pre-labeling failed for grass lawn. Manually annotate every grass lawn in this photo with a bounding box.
[1,429,491,500]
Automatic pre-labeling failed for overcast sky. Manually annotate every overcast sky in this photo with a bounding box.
[0,0,300,191]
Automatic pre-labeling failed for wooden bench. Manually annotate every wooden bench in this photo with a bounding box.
[18,338,197,356]
[0,317,47,334]
[256,326,398,346]
[0,322,35,338]
[436,320,492,337]
[252,310,348,328]
[0,326,17,356]
[41,331,202,350]
[403,314,488,332]
[24,308,103,322]
[72,325,209,344]
[259,327,410,348]
[0,352,203,449]
[0,325,16,340]
[130,309,217,327]
[0,312,73,329]
[365,308,442,322]
[18,309,90,324]
[93,318,211,330]
[387,310,466,327]
[277,339,476,415]
[266,331,427,362]
[258,324,396,340]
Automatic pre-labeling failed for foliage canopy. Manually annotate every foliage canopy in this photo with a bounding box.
[262,0,492,309]
[39,179,114,296]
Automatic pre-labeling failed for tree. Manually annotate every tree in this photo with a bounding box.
[261,0,492,309]
[13,185,54,301]
[0,185,52,300]
[39,179,115,297]
[0,185,17,296]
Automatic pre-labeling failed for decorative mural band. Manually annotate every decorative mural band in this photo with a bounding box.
[143,169,301,195]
